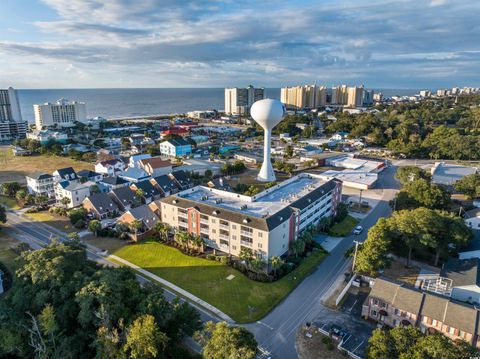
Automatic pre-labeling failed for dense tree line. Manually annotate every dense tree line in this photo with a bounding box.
[355,208,472,275]
[324,96,480,159]
[367,326,478,359]
[0,242,202,358]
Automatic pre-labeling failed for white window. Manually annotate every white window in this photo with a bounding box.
[449,327,455,335]
[432,319,437,327]
[258,232,263,238]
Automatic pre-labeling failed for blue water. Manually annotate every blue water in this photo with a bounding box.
[17,88,421,123]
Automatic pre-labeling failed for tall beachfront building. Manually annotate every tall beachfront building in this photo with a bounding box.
[331,85,349,105]
[0,87,27,141]
[34,98,87,129]
[160,173,341,260]
[280,85,327,109]
[347,85,365,107]
[224,85,265,115]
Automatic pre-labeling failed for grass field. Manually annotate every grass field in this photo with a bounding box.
[25,211,76,233]
[83,235,128,252]
[328,215,359,237]
[0,195,20,210]
[112,239,326,323]
[0,146,92,184]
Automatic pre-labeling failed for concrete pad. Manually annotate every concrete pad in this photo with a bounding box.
[315,234,343,252]
[226,274,235,281]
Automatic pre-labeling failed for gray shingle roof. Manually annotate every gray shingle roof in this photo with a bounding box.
[441,258,480,287]
[85,193,118,214]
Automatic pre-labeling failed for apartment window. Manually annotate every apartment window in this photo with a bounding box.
[371,310,377,317]
[232,245,236,250]
[211,219,216,223]
[394,309,400,316]
[432,319,437,327]
[220,239,229,246]
[212,229,216,233]
[380,302,387,309]
[459,330,465,338]
[449,327,455,335]
[258,243,262,248]
[258,232,263,238]
[373,299,378,305]
[232,225,237,229]
[232,235,236,240]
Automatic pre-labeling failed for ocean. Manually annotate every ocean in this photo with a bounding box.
[17,88,421,123]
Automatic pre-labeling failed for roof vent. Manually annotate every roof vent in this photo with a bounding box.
[242,218,250,223]
[173,199,178,204]
[213,210,219,215]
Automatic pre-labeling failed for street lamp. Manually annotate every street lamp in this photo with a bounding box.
[351,240,363,274]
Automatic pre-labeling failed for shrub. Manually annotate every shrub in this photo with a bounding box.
[69,208,87,225]
[321,336,332,345]
[206,254,216,260]
[326,342,335,351]
[219,256,230,265]
[74,219,86,229]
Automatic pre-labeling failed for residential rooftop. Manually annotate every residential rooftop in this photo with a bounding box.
[176,173,332,218]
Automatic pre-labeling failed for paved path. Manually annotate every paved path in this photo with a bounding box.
[109,254,233,323]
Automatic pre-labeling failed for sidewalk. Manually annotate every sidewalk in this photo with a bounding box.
[109,255,234,323]
[13,209,234,323]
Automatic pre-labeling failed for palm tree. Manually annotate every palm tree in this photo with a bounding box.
[190,234,204,253]
[130,219,143,242]
[291,238,305,258]
[270,256,283,276]
[88,220,102,237]
[251,257,264,273]
[60,196,71,208]
[174,230,188,250]
[153,222,170,243]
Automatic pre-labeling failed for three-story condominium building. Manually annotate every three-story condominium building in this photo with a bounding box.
[159,173,341,260]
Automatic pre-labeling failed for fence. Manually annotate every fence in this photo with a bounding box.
[335,274,356,306]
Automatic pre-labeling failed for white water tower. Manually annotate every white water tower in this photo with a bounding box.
[250,99,285,182]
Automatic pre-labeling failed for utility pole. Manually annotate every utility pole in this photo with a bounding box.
[359,189,363,207]
[352,240,362,273]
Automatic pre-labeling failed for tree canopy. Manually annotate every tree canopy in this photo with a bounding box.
[0,242,201,358]
[355,208,472,274]
[367,327,478,359]
[199,321,257,359]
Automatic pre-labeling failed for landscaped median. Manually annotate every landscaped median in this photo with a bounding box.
[108,238,327,323]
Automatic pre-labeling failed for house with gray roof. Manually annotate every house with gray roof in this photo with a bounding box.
[109,187,141,212]
[363,277,480,348]
[82,192,119,220]
[441,257,480,305]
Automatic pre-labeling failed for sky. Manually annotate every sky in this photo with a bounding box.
[0,0,479,89]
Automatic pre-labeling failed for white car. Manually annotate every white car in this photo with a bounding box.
[353,226,363,235]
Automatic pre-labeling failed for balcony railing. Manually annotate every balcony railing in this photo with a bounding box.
[200,218,209,225]
[178,212,188,219]
[220,224,229,230]
[240,240,252,247]
[219,234,229,241]
[241,230,253,237]
[200,228,209,234]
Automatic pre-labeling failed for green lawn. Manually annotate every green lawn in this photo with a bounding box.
[328,215,359,237]
[112,239,326,323]
[25,211,76,233]
[0,195,20,210]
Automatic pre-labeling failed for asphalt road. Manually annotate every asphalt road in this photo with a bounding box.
[245,164,400,358]
[5,163,400,358]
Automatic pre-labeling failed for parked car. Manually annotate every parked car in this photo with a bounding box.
[353,225,363,235]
